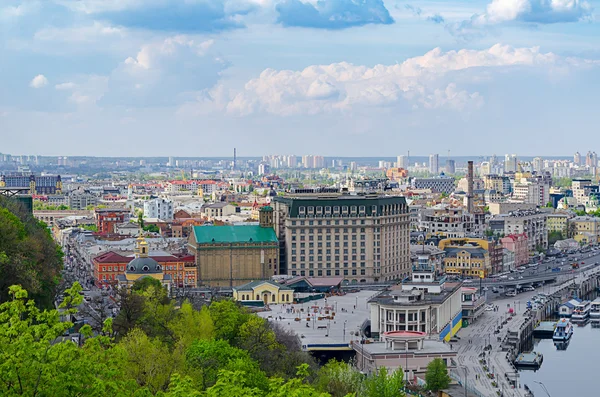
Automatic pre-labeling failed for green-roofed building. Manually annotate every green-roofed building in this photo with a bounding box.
[187,207,280,287]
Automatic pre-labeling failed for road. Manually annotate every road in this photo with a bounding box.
[453,260,600,397]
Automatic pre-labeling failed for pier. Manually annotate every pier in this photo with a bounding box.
[453,264,600,397]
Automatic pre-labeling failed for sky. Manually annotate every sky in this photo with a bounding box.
[1,0,600,157]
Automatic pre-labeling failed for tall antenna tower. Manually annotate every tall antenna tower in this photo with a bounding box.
[233,148,237,171]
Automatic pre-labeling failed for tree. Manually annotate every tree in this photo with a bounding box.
[545,202,554,208]
[425,358,451,395]
[0,197,63,308]
[548,231,564,245]
[209,300,250,342]
[361,367,405,397]
[119,328,179,394]
[186,339,259,389]
[315,359,362,397]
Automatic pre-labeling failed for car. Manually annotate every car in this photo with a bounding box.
[508,277,515,280]
[485,306,494,311]
[518,276,524,279]
[463,279,473,283]
[505,290,517,297]
[483,286,489,292]
[492,287,499,293]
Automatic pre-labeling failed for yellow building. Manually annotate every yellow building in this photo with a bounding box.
[116,236,172,290]
[438,238,492,278]
[547,213,569,235]
[570,216,600,243]
[233,280,294,304]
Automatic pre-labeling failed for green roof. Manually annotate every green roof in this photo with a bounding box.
[192,225,278,244]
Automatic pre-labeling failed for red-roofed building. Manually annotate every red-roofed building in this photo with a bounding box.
[92,251,197,287]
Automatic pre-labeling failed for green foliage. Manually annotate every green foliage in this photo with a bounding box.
[1,282,420,397]
[574,209,587,216]
[545,202,554,208]
[143,224,161,233]
[209,300,250,342]
[361,367,405,397]
[0,197,63,308]
[186,339,260,389]
[132,277,164,293]
[553,177,572,188]
[425,358,451,392]
[316,359,363,397]
[548,231,564,245]
[82,224,98,232]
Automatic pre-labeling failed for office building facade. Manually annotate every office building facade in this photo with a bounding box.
[273,191,410,283]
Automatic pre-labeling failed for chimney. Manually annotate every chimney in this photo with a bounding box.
[467,161,474,213]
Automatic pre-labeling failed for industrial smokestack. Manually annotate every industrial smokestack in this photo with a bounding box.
[467,161,474,213]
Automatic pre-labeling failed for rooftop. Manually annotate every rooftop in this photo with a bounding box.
[234,280,293,292]
[191,225,278,244]
[370,282,462,306]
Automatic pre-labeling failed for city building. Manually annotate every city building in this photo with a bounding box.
[187,207,279,287]
[570,216,600,244]
[546,213,569,236]
[445,159,455,174]
[92,246,197,288]
[352,331,455,380]
[512,176,550,206]
[273,191,410,283]
[202,202,237,219]
[574,152,582,166]
[429,154,439,175]
[396,155,409,169]
[418,204,472,238]
[411,176,455,194]
[143,197,174,221]
[500,233,529,267]
[490,209,547,251]
[461,287,486,327]
[115,237,172,291]
[483,175,511,195]
[504,154,518,173]
[409,244,445,275]
[94,208,130,234]
[0,174,62,195]
[232,280,294,304]
[487,202,536,216]
[438,238,492,278]
[68,188,98,210]
[368,255,463,341]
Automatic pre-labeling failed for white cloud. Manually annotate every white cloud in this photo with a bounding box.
[55,82,76,90]
[102,35,225,106]
[448,0,593,38]
[478,0,593,24]
[29,74,48,88]
[220,44,578,116]
[34,22,124,43]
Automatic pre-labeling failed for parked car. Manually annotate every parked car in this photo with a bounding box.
[505,290,517,297]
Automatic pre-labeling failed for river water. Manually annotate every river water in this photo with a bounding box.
[518,319,600,397]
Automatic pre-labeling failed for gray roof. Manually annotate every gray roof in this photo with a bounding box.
[234,280,293,292]
[127,257,162,274]
[443,247,487,258]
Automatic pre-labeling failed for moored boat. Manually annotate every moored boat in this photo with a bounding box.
[572,300,591,321]
[590,298,600,319]
[553,318,574,341]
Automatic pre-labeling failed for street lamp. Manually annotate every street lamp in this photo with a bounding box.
[343,320,347,341]
[534,381,552,397]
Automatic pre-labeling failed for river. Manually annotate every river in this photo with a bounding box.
[518,319,600,397]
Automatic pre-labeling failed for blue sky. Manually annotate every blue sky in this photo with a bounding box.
[1,0,599,157]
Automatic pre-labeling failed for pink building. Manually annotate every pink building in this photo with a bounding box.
[500,233,529,267]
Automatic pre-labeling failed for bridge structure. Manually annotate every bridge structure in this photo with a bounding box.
[0,187,30,197]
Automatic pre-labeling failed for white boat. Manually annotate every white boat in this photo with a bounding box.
[590,298,600,319]
[553,318,574,341]
[572,300,591,321]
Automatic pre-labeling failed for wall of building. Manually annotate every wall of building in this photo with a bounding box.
[193,244,279,287]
